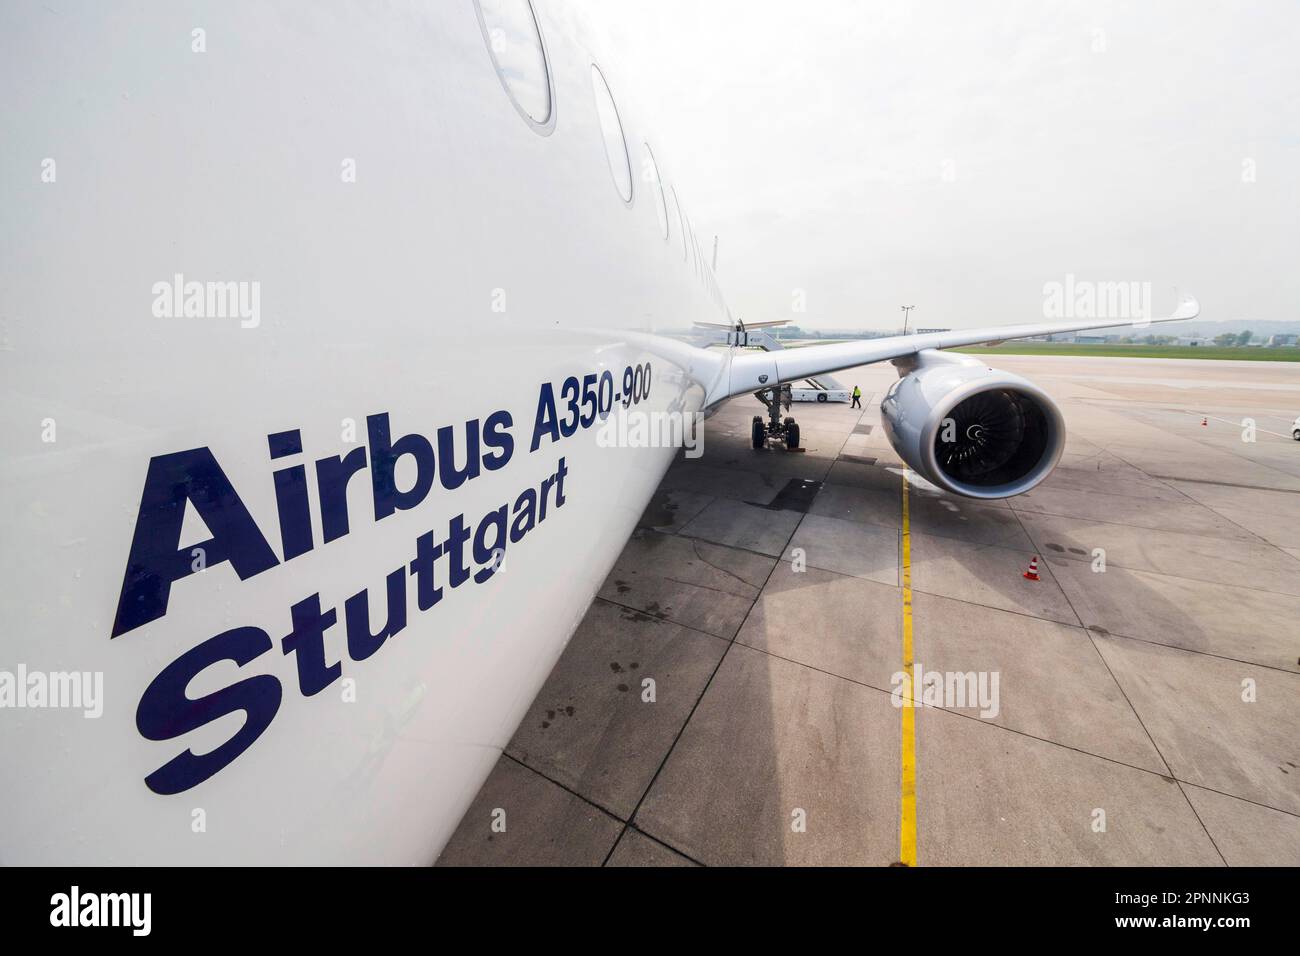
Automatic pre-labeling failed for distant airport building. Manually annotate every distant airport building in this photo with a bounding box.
[1266,334,1297,346]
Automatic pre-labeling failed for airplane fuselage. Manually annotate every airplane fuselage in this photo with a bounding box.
[1,0,725,863]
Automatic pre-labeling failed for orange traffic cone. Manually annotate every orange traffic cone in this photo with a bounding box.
[1023,556,1040,581]
[1201,417,1208,426]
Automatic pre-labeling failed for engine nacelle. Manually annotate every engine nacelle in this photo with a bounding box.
[880,352,1065,499]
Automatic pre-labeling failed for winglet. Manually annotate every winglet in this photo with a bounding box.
[1172,293,1200,322]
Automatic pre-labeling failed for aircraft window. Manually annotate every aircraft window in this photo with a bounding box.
[591,64,632,202]
[475,0,553,131]
[643,145,668,238]
[670,188,687,259]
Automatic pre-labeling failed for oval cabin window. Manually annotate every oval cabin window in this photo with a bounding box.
[591,64,632,202]
[476,0,553,130]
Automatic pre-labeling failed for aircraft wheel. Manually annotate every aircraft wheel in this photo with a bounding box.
[817,393,828,403]
[752,418,765,449]
[785,422,800,450]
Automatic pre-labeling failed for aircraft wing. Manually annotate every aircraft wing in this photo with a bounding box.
[710,295,1200,404]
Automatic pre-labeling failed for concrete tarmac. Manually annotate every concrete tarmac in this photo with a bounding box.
[437,355,1300,866]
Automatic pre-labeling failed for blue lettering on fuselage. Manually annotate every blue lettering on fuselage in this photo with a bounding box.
[115,386,596,794]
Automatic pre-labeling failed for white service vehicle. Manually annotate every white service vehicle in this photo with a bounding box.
[790,379,851,404]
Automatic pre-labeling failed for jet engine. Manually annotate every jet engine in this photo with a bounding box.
[880,352,1065,499]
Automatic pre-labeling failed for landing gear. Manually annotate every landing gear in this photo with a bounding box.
[752,385,801,450]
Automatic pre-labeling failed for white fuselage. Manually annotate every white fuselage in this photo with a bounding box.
[0,1,731,863]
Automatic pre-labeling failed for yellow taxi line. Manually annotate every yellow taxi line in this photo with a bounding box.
[899,470,918,866]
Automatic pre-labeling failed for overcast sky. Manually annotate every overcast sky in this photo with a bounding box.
[573,0,1299,330]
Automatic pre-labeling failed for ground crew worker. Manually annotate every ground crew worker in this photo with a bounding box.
[851,385,862,409]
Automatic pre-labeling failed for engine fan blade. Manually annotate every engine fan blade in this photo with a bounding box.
[938,390,1026,479]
